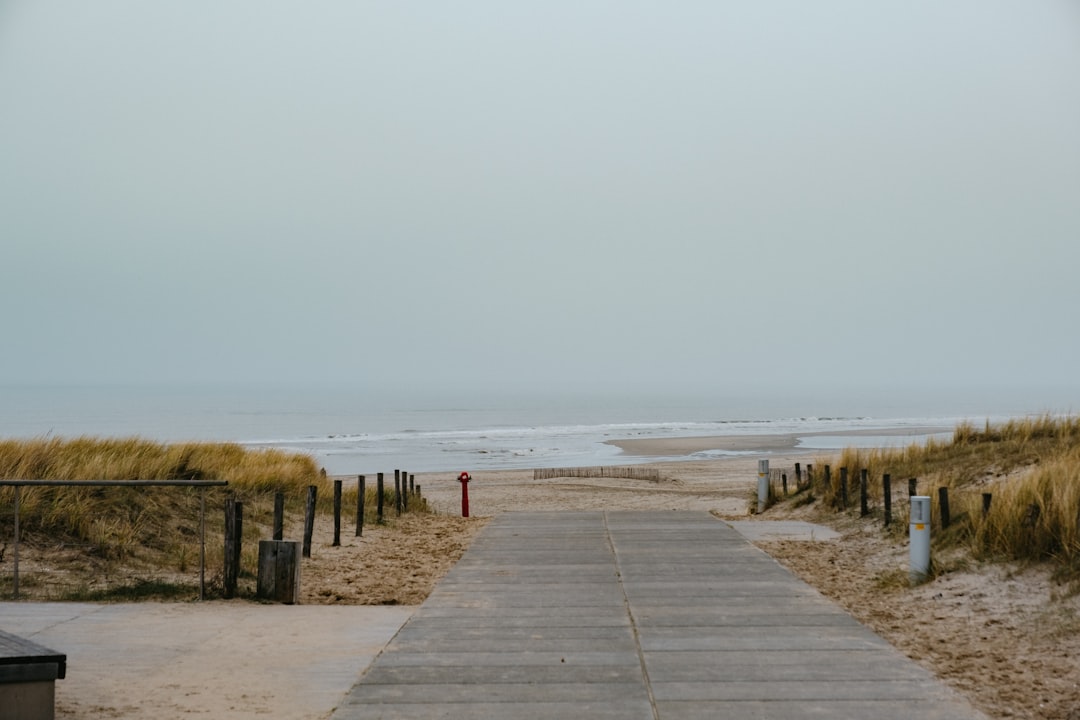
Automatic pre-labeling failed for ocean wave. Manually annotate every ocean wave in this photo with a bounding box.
[245,415,962,448]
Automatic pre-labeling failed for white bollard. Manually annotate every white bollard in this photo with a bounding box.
[910,496,931,583]
[757,459,769,514]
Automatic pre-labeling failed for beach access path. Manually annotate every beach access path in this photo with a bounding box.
[332,511,987,720]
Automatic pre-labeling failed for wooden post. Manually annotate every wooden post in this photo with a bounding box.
[410,474,415,495]
[199,488,206,602]
[333,480,342,547]
[982,492,992,517]
[824,465,831,497]
[401,470,408,512]
[908,478,918,497]
[356,475,365,537]
[393,470,401,515]
[938,487,951,529]
[273,492,284,541]
[12,485,19,600]
[860,469,869,517]
[807,464,814,492]
[303,485,317,558]
[883,474,892,527]
[234,500,243,589]
[257,540,301,604]
[223,497,234,599]
[782,473,788,496]
[224,498,242,599]
[794,463,802,490]
[839,467,848,509]
[377,473,384,522]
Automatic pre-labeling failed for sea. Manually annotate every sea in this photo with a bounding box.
[1,383,1075,476]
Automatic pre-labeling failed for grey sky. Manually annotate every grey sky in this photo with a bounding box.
[2,1,1078,400]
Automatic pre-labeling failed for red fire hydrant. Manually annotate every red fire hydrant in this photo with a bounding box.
[458,471,471,517]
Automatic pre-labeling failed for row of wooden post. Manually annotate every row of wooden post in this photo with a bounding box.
[222,470,422,598]
[778,462,995,531]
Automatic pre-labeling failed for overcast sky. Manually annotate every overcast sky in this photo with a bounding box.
[2,1,1078,401]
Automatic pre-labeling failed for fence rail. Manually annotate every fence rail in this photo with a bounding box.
[533,466,663,482]
[1,479,228,601]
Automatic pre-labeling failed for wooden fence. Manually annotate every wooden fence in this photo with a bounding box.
[533,466,663,482]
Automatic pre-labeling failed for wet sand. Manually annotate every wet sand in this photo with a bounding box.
[606,426,953,456]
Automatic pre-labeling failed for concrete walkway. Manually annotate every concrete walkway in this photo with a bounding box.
[333,511,986,720]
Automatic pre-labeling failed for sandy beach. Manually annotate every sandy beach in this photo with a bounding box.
[606,426,953,457]
[9,431,1079,719]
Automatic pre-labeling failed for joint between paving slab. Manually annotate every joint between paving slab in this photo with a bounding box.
[603,510,661,720]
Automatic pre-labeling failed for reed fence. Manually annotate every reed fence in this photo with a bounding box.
[533,466,663,482]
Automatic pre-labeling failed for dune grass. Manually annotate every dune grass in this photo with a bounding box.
[786,416,1080,579]
[0,436,429,600]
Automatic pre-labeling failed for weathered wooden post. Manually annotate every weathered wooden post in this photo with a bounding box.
[806,464,813,491]
[257,540,301,604]
[883,474,892,527]
[356,475,365,537]
[908,478,918,497]
[982,492,992,517]
[333,480,342,547]
[273,492,284,541]
[230,499,243,596]
[303,485,317,558]
[13,485,20,600]
[410,474,415,495]
[860,469,869,517]
[199,488,206,601]
[938,487,951,529]
[794,463,802,490]
[223,498,234,597]
[224,498,243,599]
[781,473,788,497]
[839,467,849,509]
[401,470,408,512]
[377,472,384,522]
[394,470,402,516]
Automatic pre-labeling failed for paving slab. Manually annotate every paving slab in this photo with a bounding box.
[724,519,842,542]
[331,511,987,719]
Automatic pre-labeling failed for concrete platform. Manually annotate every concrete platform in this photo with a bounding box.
[0,602,414,718]
[332,511,986,720]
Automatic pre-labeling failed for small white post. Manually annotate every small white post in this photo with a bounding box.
[757,459,770,514]
[910,496,931,583]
